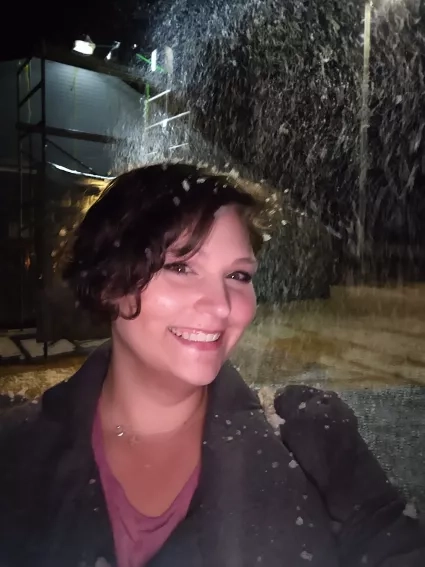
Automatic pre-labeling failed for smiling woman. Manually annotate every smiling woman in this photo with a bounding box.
[0,163,424,567]
[62,165,262,396]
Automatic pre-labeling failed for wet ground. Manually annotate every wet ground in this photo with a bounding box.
[1,285,424,510]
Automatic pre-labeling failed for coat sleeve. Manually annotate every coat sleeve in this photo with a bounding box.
[274,385,425,567]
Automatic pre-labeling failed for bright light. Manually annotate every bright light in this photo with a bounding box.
[73,39,96,56]
[105,41,121,62]
[151,49,158,72]
[50,162,115,180]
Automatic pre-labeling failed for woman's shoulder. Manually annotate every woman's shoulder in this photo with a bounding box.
[269,384,362,491]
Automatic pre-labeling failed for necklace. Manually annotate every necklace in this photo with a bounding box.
[114,425,142,446]
[113,387,207,443]
[115,425,125,438]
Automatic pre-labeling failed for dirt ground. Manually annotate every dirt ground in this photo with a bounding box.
[233,284,425,390]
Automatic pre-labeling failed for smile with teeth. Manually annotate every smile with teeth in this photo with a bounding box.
[169,328,222,343]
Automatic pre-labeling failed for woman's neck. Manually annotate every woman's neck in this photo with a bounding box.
[100,346,206,438]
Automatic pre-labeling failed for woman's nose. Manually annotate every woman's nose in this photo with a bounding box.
[194,280,231,319]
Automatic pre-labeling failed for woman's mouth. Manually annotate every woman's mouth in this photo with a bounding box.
[169,328,222,343]
[168,328,224,351]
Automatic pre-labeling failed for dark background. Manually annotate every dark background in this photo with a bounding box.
[0,0,153,60]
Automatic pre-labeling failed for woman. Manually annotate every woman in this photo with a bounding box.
[0,163,423,567]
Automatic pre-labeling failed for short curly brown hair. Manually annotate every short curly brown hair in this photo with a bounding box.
[62,163,265,320]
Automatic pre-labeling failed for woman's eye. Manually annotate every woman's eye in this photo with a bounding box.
[228,271,253,283]
[163,262,191,275]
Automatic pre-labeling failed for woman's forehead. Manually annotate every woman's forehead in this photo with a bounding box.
[169,208,254,260]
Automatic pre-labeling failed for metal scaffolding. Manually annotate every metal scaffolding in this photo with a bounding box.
[15,48,124,355]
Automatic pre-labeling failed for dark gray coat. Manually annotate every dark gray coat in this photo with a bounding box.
[0,344,424,567]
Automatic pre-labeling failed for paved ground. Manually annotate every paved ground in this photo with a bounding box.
[340,386,424,511]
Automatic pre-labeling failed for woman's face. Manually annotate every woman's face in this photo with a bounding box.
[112,206,257,389]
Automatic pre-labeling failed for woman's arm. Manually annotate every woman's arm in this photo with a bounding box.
[274,385,425,566]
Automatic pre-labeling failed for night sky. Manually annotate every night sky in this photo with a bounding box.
[1,0,155,61]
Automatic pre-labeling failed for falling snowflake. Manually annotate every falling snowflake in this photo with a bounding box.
[403,502,418,519]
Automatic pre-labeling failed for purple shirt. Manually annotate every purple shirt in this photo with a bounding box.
[92,410,200,567]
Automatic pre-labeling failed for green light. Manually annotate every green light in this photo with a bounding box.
[135,53,166,73]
